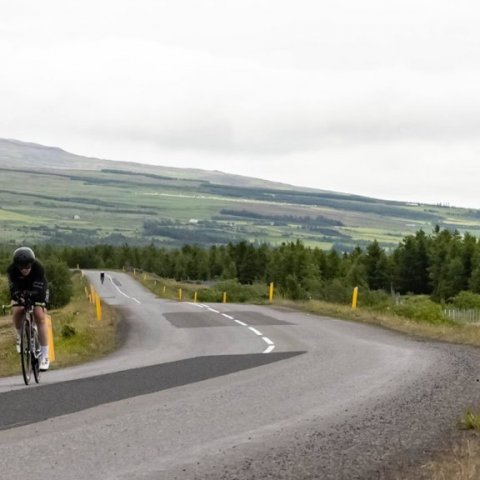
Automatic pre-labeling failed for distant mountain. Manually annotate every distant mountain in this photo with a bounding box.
[0,138,322,192]
[1,137,479,250]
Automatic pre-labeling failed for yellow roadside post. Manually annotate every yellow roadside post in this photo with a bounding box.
[85,286,89,299]
[223,291,227,303]
[46,314,55,362]
[178,288,182,301]
[352,286,359,309]
[90,284,95,304]
[269,282,274,303]
[194,291,198,303]
[95,294,102,321]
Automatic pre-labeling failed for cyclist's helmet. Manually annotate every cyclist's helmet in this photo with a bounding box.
[13,247,35,268]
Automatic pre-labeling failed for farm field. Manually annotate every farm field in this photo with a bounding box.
[2,138,480,250]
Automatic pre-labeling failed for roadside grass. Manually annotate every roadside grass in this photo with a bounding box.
[0,271,119,377]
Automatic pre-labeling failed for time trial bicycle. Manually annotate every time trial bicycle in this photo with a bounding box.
[18,292,41,385]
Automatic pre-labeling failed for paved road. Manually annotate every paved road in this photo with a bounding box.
[0,271,479,479]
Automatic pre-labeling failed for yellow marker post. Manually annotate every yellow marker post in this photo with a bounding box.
[178,288,182,301]
[85,286,89,299]
[352,286,359,309]
[269,282,274,303]
[46,314,55,362]
[223,291,227,303]
[194,291,198,303]
[90,285,96,304]
[95,295,102,321]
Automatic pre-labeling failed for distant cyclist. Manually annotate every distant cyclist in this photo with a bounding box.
[100,271,105,284]
[6,247,50,371]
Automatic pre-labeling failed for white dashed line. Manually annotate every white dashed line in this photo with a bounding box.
[198,304,276,354]
[248,327,263,336]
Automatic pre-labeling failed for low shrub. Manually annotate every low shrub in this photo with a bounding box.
[392,295,448,324]
[448,291,480,310]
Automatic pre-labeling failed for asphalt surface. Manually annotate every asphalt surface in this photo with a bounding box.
[0,271,479,479]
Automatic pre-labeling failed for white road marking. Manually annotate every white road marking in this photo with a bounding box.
[108,275,141,304]
[196,303,276,354]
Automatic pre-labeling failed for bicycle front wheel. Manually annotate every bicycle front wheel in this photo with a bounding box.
[20,319,32,385]
[32,324,40,384]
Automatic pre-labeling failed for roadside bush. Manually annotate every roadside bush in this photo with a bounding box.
[359,289,393,309]
[319,279,352,304]
[392,295,448,324]
[0,275,9,307]
[45,260,73,308]
[196,280,268,303]
[448,291,480,310]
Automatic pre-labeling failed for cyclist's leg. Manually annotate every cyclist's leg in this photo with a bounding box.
[34,305,50,370]
[12,306,24,351]
[33,306,48,345]
[12,306,24,330]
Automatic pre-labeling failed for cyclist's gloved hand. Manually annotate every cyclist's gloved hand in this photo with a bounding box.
[12,291,22,302]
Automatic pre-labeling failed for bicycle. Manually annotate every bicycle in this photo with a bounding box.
[18,293,41,385]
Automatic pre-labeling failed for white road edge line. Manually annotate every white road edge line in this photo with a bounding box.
[262,336,274,345]
[108,275,141,304]
[208,308,219,313]
[222,313,234,320]
[263,345,275,354]
[235,319,248,326]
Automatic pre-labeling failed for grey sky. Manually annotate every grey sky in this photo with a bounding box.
[1,1,480,207]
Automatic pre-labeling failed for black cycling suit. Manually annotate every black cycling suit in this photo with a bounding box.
[7,260,49,305]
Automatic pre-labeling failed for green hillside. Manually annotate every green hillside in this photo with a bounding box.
[1,138,480,250]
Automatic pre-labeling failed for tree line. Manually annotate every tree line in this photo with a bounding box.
[2,226,480,305]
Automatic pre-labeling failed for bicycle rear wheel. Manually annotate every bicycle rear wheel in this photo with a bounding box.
[20,318,32,385]
[32,324,40,384]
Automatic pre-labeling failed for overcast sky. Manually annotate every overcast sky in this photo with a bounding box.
[1,1,480,207]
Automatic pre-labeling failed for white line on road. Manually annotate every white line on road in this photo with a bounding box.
[108,275,141,304]
[197,303,276,354]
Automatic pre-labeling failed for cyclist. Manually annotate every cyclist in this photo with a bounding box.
[6,247,50,371]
